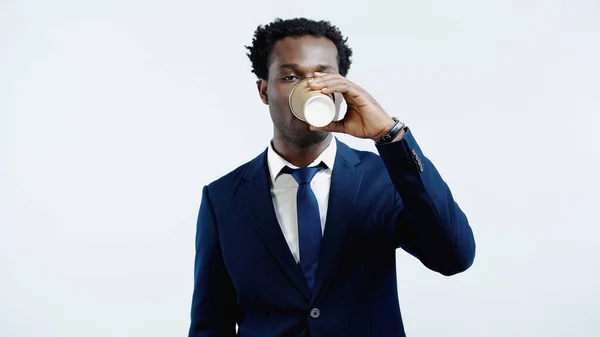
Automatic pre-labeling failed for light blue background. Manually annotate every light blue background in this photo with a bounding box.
[2,1,599,336]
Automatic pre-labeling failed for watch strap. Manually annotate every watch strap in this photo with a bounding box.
[375,117,406,145]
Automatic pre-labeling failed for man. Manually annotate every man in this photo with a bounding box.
[188,17,476,337]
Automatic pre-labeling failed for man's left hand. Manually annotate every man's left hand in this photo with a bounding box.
[307,72,398,141]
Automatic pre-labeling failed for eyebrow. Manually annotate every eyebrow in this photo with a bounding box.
[279,63,333,71]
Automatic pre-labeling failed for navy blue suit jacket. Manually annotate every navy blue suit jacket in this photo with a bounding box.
[188,129,476,337]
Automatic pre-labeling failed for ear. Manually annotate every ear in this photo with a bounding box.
[257,79,269,105]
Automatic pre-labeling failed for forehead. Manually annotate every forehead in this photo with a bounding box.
[269,36,339,71]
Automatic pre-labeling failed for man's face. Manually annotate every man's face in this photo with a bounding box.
[257,35,339,147]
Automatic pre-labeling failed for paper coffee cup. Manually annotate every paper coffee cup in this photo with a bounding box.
[288,78,341,127]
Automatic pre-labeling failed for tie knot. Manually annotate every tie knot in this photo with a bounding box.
[283,164,324,184]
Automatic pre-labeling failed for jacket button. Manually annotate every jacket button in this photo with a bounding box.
[411,149,425,172]
[310,308,320,319]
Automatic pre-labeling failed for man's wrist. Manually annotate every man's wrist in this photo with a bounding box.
[374,117,406,144]
[372,118,397,141]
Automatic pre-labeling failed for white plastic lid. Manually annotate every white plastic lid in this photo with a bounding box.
[303,96,336,127]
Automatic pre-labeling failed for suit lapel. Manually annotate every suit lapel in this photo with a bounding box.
[240,150,312,301]
[312,140,363,302]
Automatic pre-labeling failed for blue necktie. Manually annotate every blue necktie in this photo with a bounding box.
[284,165,324,291]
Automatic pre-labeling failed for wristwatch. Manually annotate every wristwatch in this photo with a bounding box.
[375,117,406,145]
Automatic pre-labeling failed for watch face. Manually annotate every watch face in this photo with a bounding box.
[376,134,391,144]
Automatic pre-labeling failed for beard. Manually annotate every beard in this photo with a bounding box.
[275,116,330,148]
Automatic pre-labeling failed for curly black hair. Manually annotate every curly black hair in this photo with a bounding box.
[245,17,353,80]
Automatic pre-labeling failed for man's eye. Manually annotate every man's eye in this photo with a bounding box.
[281,75,299,81]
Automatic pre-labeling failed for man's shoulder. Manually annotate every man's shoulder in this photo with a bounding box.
[205,148,266,191]
[199,148,267,212]
[335,138,385,167]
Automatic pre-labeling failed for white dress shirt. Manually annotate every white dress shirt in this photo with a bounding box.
[266,136,337,263]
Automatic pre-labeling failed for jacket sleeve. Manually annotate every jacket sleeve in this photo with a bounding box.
[188,186,237,337]
[376,128,476,276]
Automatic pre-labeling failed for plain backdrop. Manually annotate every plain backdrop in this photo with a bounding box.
[1,0,599,336]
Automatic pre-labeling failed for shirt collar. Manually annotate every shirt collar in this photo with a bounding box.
[267,136,337,184]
